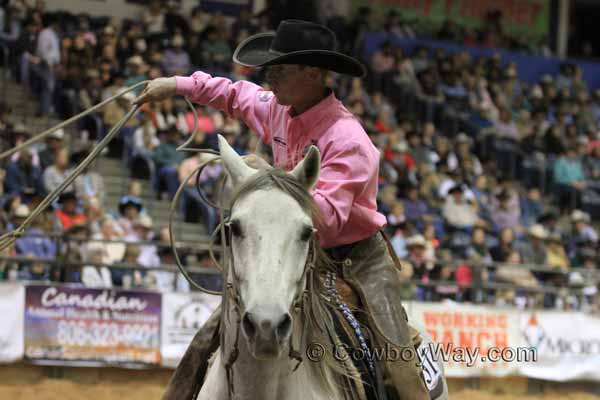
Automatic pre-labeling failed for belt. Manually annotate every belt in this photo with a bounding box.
[324,227,404,271]
[325,240,358,262]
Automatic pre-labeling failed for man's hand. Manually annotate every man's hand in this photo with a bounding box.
[134,77,177,105]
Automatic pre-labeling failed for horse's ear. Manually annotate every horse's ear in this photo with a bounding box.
[291,145,321,191]
[218,134,255,186]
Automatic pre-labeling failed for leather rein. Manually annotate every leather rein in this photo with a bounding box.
[219,208,318,399]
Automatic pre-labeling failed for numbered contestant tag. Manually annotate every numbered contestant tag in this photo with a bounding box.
[416,340,444,399]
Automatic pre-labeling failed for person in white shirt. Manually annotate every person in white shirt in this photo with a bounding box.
[33,13,60,116]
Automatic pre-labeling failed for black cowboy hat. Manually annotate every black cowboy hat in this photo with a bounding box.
[448,183,464,195]
[232,19,366,78]
[118,195,143,214]
[58,191,78,204]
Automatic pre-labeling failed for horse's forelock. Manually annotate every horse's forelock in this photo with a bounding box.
[229,169,323,225]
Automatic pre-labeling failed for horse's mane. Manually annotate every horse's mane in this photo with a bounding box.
[229,168,362,397]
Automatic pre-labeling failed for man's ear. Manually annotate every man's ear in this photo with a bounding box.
[290,145,320,191]
[218,134,255,187]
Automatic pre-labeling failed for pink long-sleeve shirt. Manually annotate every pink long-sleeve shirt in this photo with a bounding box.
[175,71,387,249]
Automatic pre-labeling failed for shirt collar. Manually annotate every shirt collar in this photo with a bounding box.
[288,89,338,134]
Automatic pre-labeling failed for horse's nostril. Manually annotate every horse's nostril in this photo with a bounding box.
[242,312,257,338]
[276,313,292,339]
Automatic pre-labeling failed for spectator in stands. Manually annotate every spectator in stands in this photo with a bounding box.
[14,204,57,258]
[34,13,60,116]
[81,242,113,288]
[407,234,439,301]
[117,195,143,237]
[494,107,519,140]
[119,244,142,288]
[584,142,600,180]
[520,224,548,266]
[490,227,517,263]
[54,191,85,230]
[153,98,186,132]
[15,16,40,92]
[125,55,148,89]
[200,25,232,73]
[4,148,43,200]
[402,184,428,231]
[370,40,395,90]
[126,215,174,291]
[42,147,71,193]
[438,167,474,199]
[553,147,586,211]
[567,210,598,261]
[92,216,126,265]
[544,124,567,155]
[142,0,166,37]
[37,129,65,170]
[546,232,570,271]
[447,133,482,177]
[406,130,432,167]
[178,152,222,231]
[73,163,105,204]
[442,184,479,232]
[126,215,159,265]
[162,34,191,76]
[10,123,40,167]
[133,117,160,153]
[415,66,444,122]
[578,248,598,309]
[83,196,105,234]
[520,188,544,228]
[489,188,522,235]
[152,124,185,199]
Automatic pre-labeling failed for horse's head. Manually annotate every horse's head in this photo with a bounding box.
[218,135,321,360]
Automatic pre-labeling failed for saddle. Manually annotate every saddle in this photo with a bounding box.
[325,274,424,400]
[334,275,423,347]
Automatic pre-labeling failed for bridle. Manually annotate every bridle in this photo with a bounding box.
[219,203,318,399]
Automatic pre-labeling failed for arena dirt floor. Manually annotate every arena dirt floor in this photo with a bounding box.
[1,363,599,400]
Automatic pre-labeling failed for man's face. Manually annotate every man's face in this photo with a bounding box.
[63,199,77,213]
[265,64,320,106]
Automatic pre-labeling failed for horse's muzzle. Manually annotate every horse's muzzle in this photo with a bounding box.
[241,310,292,359]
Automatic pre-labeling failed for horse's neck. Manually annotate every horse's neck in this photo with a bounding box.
[222,307,331,400]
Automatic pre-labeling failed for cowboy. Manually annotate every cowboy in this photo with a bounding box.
[135,20,429,400]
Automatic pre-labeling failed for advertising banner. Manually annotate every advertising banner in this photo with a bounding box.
[161,292,220,367]
[0,283,24,362]
[25,284,161,366]
[518,311,600,381]
[353,0,550,40]
[406,301,523,377]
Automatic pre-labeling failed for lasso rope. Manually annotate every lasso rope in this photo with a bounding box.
[0,79,411,356]
[0,80,226,297]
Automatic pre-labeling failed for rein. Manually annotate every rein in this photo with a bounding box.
[219,207,317,398]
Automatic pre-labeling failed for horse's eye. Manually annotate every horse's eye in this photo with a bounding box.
[229,220,243,238]
[300,226,314,242]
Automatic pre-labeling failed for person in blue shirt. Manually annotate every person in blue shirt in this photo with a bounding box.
[553,147,586,211]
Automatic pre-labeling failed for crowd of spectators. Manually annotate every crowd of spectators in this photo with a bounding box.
[0,1,598,311]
